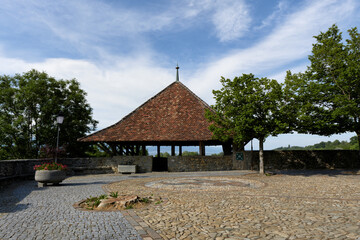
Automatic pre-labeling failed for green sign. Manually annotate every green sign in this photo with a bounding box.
[236,152,244,161]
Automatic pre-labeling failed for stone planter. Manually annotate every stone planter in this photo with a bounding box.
[35,170,66,187]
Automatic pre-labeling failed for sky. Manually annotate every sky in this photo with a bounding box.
[0,0,359,151]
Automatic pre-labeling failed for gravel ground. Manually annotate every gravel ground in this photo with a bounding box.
[106,170,360,240]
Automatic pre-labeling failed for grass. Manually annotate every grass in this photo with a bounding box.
[109,191,119,198]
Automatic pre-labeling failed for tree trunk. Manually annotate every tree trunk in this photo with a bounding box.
[357,132,360,168]
[259,136,264,174]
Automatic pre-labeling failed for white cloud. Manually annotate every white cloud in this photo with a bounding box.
[0,0,358,150]
[188,0,356,103]
[212,0,251,42]
[0,50,174,129]
[255,0,289,30]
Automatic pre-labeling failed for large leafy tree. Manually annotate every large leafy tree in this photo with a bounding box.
[0,69,98,159]
[286,24,360,160]
[206,74,289,173]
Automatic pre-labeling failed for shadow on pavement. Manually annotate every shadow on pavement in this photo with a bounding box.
[0,180,45,213]
[274,169,360,177]
[62,181,110,186]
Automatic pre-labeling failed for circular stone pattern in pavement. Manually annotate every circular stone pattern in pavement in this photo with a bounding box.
[145,177,265,191]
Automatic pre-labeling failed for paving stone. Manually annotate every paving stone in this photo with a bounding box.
[105,170,360,239]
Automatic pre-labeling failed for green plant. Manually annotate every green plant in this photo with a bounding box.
[155,200,162,205]
[33,162,68,171]
[94,199,101,207]
[85,196,98,203]
[141,197,150,203]
[125,204,133,209]
[109,192,119,198]
[99,194,108,200]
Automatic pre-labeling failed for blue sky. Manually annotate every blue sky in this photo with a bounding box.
[0,0,359,150]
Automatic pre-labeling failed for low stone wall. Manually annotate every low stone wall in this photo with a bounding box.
[239,150,359,171]
[59,156,152,174]
[0,159,50,181]
[1,150,358,187]
[0,156,152,188]
[168,155,233,172]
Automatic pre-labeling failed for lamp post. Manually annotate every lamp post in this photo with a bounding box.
[55,112,64,163]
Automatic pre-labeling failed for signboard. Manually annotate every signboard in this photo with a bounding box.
[236,152,244,161]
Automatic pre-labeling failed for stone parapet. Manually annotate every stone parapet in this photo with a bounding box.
[237,150,359,171]
[167,155,233,172]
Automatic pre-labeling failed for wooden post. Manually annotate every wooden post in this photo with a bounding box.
[136,145,140,156]
[119,144,123,156]
[157,145,161,157]
[199,142,205,156]
[126,145,130,156]
[142,145,146,156]
[179,145,182,156]
[171,145,175,156]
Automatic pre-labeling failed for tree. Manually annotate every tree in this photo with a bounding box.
[0,69,98,159]
[286,24,360,161]
[206,74,289,173]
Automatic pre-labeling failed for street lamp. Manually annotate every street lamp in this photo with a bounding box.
[55,112,64,163]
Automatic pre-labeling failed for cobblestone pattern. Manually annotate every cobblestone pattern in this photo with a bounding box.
[106,170,360,240]
[0,174,142,240]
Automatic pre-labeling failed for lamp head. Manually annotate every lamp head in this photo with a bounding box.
[56,112,64,124]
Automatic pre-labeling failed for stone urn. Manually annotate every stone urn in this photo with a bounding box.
[35,170,66,187]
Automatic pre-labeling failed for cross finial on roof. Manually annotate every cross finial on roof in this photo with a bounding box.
[176,64,180,82]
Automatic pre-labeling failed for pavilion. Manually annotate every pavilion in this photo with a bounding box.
[78,66,232,157]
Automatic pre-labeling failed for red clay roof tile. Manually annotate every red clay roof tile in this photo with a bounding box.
[79,81,215,143]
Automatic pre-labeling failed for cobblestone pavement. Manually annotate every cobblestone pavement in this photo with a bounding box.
[0,174,142,240]
[106,170,360,240]
[0,171,252,240]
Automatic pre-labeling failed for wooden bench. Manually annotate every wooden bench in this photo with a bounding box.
[118,165,136,174]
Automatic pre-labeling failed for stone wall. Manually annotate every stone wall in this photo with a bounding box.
[0,159,50,180]
[168,155,233,172]
[1,150,358,186]
[59,156,152,174]
[0,156,152,186]
[238,150,359,171]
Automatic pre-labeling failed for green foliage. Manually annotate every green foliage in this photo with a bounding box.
[85,145,110,157]
[109,192,119,198]
[206,74,290,149]
[182,151,199,156]
[160,152,170,157]
[0,69,98,159]
[275,136,359,150]
[140,197,150,203]
[125,204,134,209]
[286,24,360,150]
[99,194,108,200]
[211,152,224,156]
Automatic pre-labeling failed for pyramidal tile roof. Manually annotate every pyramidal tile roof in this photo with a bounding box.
[79,81,215,143]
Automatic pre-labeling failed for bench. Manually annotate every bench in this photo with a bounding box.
[118,165,136,174]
